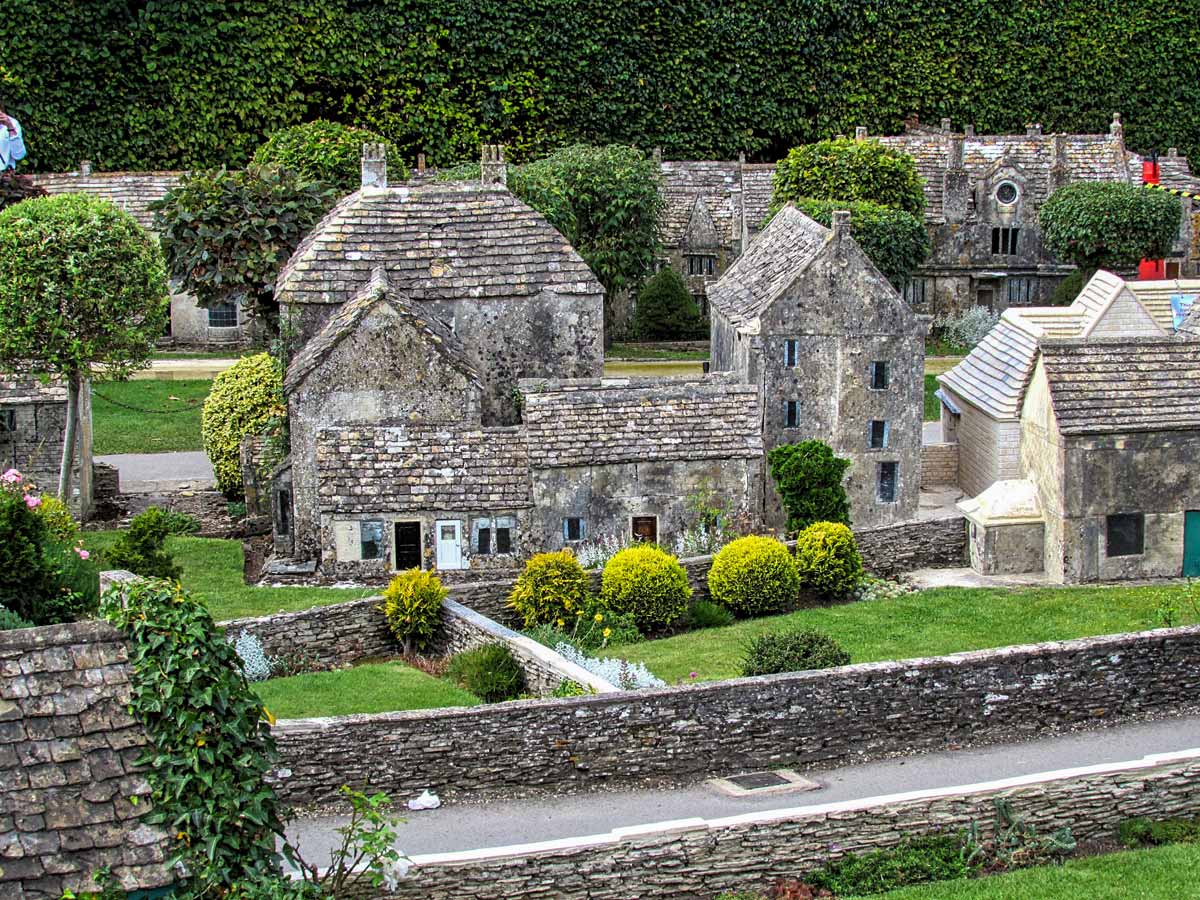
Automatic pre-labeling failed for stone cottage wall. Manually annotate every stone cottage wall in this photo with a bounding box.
[920,442,959,487]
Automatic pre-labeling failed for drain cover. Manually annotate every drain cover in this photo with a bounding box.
[727,771,791,791]
[709,769,821,797]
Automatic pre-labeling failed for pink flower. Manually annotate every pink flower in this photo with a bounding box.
[75,548,90,560]
[1,468,20,484]
[689,671,698,679]
[24,494,41,509]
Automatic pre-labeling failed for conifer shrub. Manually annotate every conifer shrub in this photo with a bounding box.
[103,507,182,581]
[707,535,801,618]
[793,521,863,599]
[382,568,447,654]
[0,605,34,630]
[741,628,850,676]
[201,352,284,497]
[687,598,735,630]
[600,544,692,632]
[446,643,525,702]
[508,549,591,627]
[634,267,703,340]
[767,440,852,534]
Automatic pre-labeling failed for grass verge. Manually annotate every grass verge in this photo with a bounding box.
[92,379,211,454]
[254,661,478,719]
[607,342,709,361]
[923,374,941,422]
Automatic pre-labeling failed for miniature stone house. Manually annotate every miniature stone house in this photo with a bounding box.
[708,206,926,529]
[0,376,93,514]
[958,479,1046,576]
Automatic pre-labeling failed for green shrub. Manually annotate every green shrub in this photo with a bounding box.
[0,605,34,630]
[808,835,974,895]
[160,509,202,535]
[446,643,526,703]
[382,568,447,654]
[634,267,703,340]
[508,549,592,627]
[794,521,863,599]
[1120,817,1200,848]
[33,494,77,541]
[201,353,284,497]
[1048,267,1088,307]
[1040,182,1182,272]
[524,603,641,653]
[768,440,852,533]
[600,544,692,632]
[783,197,930,287]
[252,120,407,193]
[707,535,801,618]
[741,628,850,676]
[772,137,927,216]
[103,507,182,581]
[687,598,735,630]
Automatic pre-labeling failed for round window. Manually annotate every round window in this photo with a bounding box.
[995,181,1019,205]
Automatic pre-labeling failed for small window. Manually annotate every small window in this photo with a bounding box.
[686,254,716,277]
[869,420,889,449]
[902,277,929,308]
[785,400,800,428]
[477,525,492,555]
[0,409,14,435]
[564,517,585,542]
[632,516,658,544]
[275,487,291,537]
[207,300,239,328]
[991,227,1020,256]
[784,339,800,368]
[496,526,512,554]
[995,181,1019,205]
[1106,513,1145,557]
[1166,261,1182,279]
[1007,276,1035,306]
[360,520,385,560]
[870,361,890,390]
[877,462,898,503]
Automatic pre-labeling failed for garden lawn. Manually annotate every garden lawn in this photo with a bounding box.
[608,583,1200,683]
[607,342,709,361]
[254,661,478,719]
[84,531,371,621]
[923,374,940,421]
[869,842,1200,899]
[91,378,211,454]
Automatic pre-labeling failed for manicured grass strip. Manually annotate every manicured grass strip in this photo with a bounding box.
[91,378,211,454]
[254,661,479,719]
[609,584,1200,684]
[923,374,940,422]
[85,532,371,622]
[870,842,1200,899]
[607,342,709,361]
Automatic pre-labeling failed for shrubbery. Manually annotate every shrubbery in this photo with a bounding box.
[600,544,692,632]
[687,598,734,630]
[741,628,850,676]
[1040,182,1182,273]
[201,353,285,496]
[103,507,182,581]
[508,549,591,627]
[794,521,863,599]
[772,138,927,216]
[0,605,34,630]
[252,120,407,193]
[382,568,447,654]
[767,440,852,533]
[708,536,801,618]
[784,198,930,287]
[634,267,703,340]
[1120,816,1200,848]
[933,306,1000,350]
[33,495,77,541]
[446,643,525,702]
[807,835,974,896]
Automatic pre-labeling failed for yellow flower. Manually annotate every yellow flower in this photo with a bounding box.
[556,618,565,628]
[603,628,612,638]
[563,599,573,610]
[593,613,603,623]
[196,737,206,747]
[263,707,277,726]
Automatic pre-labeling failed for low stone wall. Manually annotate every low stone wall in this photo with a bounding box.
[920,441,959,487]
[0,622,172,900]
[855,513,966,577]
[354,749,1200,900]
[269,624,1200,808]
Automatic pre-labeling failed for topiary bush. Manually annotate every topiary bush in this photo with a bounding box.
[1040,181,1182,273]
[707,535,801,618]
[772,137,927,216]
[252,120,408,193]
[446,643,526,703]
[794,521,864,599]
[784,197,931,287]
[382,567,447,654]
[600,544,692,632]
[201,352,284,497]
[102,507,182,581]
[741,628,851,676]
[768,440,852,533]
[634,267,703,340]
[507,549,592,628]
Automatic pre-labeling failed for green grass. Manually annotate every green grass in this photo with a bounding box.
[153,349,254,360]
[608,584,1200,683]
[924,374,941,421]
[925,337,970,358]
[253,661,478,719]
[607,342,710,361]
[84,531,370,621]
[91,379,211,454]
[871,842,1200,899]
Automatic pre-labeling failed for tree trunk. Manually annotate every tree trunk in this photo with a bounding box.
[57,372,80,502]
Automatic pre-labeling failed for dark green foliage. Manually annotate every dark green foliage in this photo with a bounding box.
[772,138,926,215]
[740,628,850,676]
[1120,817,1200,849]
[0,606,34,630]
[767,441,852,533]
[634,268,704,340]
[252,120,407,193]
[1040,183,1182,272]
[1048,268,1089,306]
[446,643,526,703]
[807,835,975,895]
[783,198,930,286]
[687,599,735,630]
[161,510,202,536]
[103,508,183,581]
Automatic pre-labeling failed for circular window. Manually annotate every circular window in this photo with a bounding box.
[995,181,1019,205]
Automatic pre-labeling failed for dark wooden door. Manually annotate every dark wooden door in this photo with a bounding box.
[631,516,658,544]
[394,521,422,570]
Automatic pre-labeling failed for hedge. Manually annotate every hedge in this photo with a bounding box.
[8,2,1198,174]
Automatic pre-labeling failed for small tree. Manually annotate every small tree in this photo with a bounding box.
[634,267,703,340]
[252,120,407,194]
[1039,182,1181,275]
[0,194,169,501]
[767,440,852,533]
[771,138,927,216]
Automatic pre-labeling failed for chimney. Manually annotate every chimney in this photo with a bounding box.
[855,126,868,141]
[1110,112,1124,141]
[1026,123,1043,137]
[481,144,507,187]
[831,209,851,240]
[653,147,663,166]
[940,117,951,133]
[361,143,388,189]
[1168,147,1179,158]
[942,135,969,224]
[964,124,976,138]
[1050,134,1068,190]
[738,150,746,167]
[417,153,427,175]
[730,183,744,257]
[79,160,92,176]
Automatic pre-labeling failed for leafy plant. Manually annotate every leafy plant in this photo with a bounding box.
[551,679,588,697]
[201,353,285,497]
[634,267,704,340]
[741,628,850,676]
[708,535,801,618]
[574,530,633,569]
[524,602,640,653]
[672,477,748,558]
[600,544,692,632]
[33,494,77,541]
[794,521,864,599]
[772,137,927,216]
[0,170,46,210]
[381,568,447,654]
[102,507,182,581]
[687,598,735,629]
[934,306,1000,350]
[0,605,34,630]
[554,642,666,690]
[446,643,526,702]
[161,509,202,535]
[508,549,592,628]
[807,835,975,895]
[768,440,852,533]
[785,197,930,287]
[964,798,1077,871]
[291,785,410,895]
[1119,816,1200,848]
[252,120,407,193]
[1040,182,1182,274]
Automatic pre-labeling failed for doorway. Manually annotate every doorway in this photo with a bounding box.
[435,520,464,570]
[394,521,421,570]
[1185,511,1200,578]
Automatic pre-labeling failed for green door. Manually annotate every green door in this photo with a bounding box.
[1186,511,1200,578]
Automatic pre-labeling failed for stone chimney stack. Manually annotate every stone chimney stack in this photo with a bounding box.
[964,124,976,138]
[940,117,952,133]
[831,209,852,241]
[78,160,92,176]
[943,135,969,224]
[481,144,508,187]
[1050,134,1069,190]
[855,126,868,141]
[1026,123,1043,137]
[361,143,388,190]
[653,147,663,166]
[417,153,427,175]
[730,183,745,257]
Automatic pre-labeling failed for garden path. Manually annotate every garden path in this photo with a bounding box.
[95,451,215,493]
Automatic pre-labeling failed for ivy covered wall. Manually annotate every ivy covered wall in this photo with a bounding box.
[7,1,1198,173]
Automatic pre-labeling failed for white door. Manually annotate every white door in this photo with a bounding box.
[435,520,464,570]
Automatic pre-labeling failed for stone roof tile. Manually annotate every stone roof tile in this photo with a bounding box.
[31,171,182,231]
[0,375,66,404]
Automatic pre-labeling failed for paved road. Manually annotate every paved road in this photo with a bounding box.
[285,714,1200,864]
[95,451,215,493]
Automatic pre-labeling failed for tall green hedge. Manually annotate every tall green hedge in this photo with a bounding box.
[7,2,1199,173]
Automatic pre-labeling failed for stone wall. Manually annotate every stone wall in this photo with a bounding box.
[352,749,1200,900]
[269,624,1200,808]
[855,513,967,576]
[0,622,172,900]
[920,441,959,487]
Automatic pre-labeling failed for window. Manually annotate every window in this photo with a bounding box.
[0,409,14,435]
[207,300,239,328]
[563,517,585,542]
[474,516,516,555]
[360,520,385,560]
[869,420,889,449]
[496,525,512,554]
[785,400,800,428]
[1106,513,1145,557]
[995,181,1019,205]
[1006,276,1035,306]
[477,524,492,555]
[1166,261,1182,279]
[991,227,1020,256]
[275,487,291,537]
[784,339,800,368]
[394,521,421,569]
[901,277,930,308]
[686,254,716,277]
[870,361,890,390]
[632,516,658,544]
[877,462,898,503]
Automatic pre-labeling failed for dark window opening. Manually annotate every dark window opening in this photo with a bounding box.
[870,361,890,390]
[0,409,14,435]
[1106,513,1145,557]
[208,301,238,328]
[785,339,800,368]
[394,521,421,569]
[632,516,658,544]
[785,400,800,428]
[869,420,888,449]
[477,526,492,555]
[692,292,708,317]
[275,488,291,537]
[686,254,716,277]
[496,527,512,554]
[1166,261,1181,279]
[564,517,584,542]
[360,520,385,560]
[991,227,1020,256]
[877,462,898,503]
[1007,277,1035,306]
[902,278,929,307]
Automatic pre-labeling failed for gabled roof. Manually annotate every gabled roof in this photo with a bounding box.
[659,161,739,247]
[705,205,830,326]
[1040,339,1200,435]
[283,268,478,395]
[1125,279,1200,333]
[31,171,182,232]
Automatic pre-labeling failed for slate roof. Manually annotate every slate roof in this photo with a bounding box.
[520,376,762,468]
[30,171,182,232]
[0,376,66,405]
[741,165,776,234]
[659,161,740,247]
[315,425,531,513]
[1040,339,1200,435]
[275,182,602,307]
[705,205,830,326]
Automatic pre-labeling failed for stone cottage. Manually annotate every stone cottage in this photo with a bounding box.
[708,205,926,529]
[0,376,94,514]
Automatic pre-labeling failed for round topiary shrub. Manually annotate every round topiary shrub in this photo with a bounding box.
[707,535,801,618]
[508,549,591,627]
[741,628,851,677]
[446,643,526,703]
[201,353,283,497]
[794,521,864,599]
[382,568,447,654]
[600,544,691,632]
[252,120,408,193]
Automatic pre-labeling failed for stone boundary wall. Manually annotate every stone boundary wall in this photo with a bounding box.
[350,749,1200,900]
[269,624,1200,808]
[0,621,172,900]
[920,441,959,487]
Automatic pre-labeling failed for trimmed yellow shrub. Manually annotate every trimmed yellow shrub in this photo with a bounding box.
[382,568,447,654]
[794,522,863,599]
[200,353,283,497]
[600,544,691,632]
[33,495,78,542]
[707,535,800,618]
[507,549,591,627]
